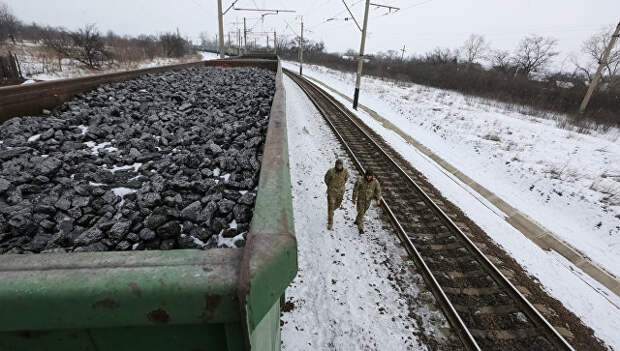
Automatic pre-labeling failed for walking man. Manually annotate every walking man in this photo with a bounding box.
[352,170,381,234]
[324,159,349,230]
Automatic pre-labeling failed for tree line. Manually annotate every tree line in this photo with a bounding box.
[277,28,619,126]
[0,2,194,70]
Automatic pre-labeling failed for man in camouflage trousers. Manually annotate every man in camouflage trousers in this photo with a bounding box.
[324,159,349,230]
[352,169,382,234]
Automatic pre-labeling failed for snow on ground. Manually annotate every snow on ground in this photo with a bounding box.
[282,62,620,348]
[283,61,620,277]
[198,51,220,60]
[6,41,208,82]
[282,75,452,350]
[25,55,199,81]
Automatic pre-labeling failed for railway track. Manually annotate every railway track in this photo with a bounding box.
[284,68,575,351]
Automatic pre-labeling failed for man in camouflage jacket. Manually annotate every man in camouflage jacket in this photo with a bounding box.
[352,169,381,234]
[324,159,349,230]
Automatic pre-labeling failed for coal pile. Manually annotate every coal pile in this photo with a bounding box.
[0,66,275,254]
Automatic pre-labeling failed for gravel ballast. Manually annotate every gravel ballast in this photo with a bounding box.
[0,66,275,254]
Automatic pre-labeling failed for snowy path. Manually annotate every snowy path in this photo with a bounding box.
[282,62,620,348]
[282,75,451,350]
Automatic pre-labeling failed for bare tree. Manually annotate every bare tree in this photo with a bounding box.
[135,34,160,60]
[344,48,357,57]
[0,2,20,44]
[42,24,108,70]
[159,32,188,58]
[424,47,458,64]
[572,25,620,86]
[461,34,489,64]
[42,26,72,70]
[513,35,558,77]
[490,49,513,73]
[377,49,399,60]
[70,24,107,69]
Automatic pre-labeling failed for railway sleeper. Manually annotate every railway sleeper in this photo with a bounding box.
[424,256,484,272]
[410,232,455,241]
[416,248,476,265]
[453,303,520,315]
[472,328,550,341]
[461,312,540,336]
[435,272,497,289]
[436,269,488,279]
[412,235,460,246]
[443,286,500,296]
[408,233,462,246]
[445,286,511,302]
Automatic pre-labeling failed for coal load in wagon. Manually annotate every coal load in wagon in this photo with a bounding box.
[0,66,275,254]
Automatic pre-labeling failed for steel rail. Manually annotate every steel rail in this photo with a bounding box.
[284,68,575,351]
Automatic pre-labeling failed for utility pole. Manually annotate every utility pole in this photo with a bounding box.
[299,18,304,76]
[217,0,225,58]
[351,1,399,110]
[353,0,370,110]
[243,17,247,53]
[274,31,277,54]
[238,28,241,55]
[579,21,620,114]
[400,44,406,60]
[233,7,295,54]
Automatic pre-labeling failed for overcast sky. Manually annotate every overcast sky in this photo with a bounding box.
[5,0,619,65]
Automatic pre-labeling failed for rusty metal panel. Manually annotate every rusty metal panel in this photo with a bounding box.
[0,249,241,331]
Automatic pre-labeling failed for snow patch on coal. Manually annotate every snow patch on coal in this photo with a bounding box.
[0,66,274,254]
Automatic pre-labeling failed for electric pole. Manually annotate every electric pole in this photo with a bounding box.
[299,18,304,76]
[238,28,241,55]
[351,1,399,110]
[233,7,295,55]
[243,17,247,53]
[217,0,225,58]
[274,31,277,54]
[353,0,370,110]
[579,21,620,114]
[400,44,406,60]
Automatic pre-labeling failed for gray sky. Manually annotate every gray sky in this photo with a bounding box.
[5,0,619,65]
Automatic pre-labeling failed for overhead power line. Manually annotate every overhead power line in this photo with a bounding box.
[307,0,365,30]
[369,2,400,13]
[283,19,299,37]
[342,0,362,31]
[233,7,296,13]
